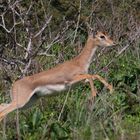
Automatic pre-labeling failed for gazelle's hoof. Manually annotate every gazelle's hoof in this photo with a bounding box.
[108,84,113,93]
[91,92,97,97]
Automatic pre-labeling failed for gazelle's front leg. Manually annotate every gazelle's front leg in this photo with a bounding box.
[71,74,113,96]
[69,74,96,97]
[88,78,97,97]
[92,74,113,93]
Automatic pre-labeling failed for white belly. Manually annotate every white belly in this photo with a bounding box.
[33,84,67,97]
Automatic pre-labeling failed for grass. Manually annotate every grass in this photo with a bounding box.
[0,42,140,140]
[0,0,139,138]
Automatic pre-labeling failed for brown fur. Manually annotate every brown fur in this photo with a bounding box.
[0,32,115,121]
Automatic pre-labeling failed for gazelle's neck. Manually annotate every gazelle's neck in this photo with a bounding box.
[75,37,98,72]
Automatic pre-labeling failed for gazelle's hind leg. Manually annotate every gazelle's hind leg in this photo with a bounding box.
[0,94,38,121]
[0,79,36,121]
[0,102,17,121]
[0,104,10,112]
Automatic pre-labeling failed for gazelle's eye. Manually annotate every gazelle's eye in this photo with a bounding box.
[100,35,105,39]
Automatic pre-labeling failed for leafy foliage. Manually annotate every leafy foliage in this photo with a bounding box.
[0,0,140,139]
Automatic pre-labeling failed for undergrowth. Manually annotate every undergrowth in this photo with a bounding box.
[0,0,140,139]
[0,45,140,140]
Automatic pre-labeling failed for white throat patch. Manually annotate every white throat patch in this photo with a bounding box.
[85,47,97,72]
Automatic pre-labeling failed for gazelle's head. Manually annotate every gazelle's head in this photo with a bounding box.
[94,31,115,47]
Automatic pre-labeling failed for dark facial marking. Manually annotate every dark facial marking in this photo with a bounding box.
[100,35,105,39]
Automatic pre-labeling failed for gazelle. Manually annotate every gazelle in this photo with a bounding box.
[0,31,115,121]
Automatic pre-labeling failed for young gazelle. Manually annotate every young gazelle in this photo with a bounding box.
[0,31,115,121]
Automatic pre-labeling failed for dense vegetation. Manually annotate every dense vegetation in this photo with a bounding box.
[0,0,140,139]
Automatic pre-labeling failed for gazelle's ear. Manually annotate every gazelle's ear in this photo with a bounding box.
[96,31,100,34]
[102,31,107,35]
[85,22,94,36]
[93,30,100,37]
[88,32,93,38]
[94,31,101,38]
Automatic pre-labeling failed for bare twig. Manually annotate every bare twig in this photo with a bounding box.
[24,38,32,59]
[16,109,21,140]
[22,59,32,76]
[58,86,71,121]
[72,0,81,44]
[2,118,7,140]
[1,57,25,64]
[33,15,52,38]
